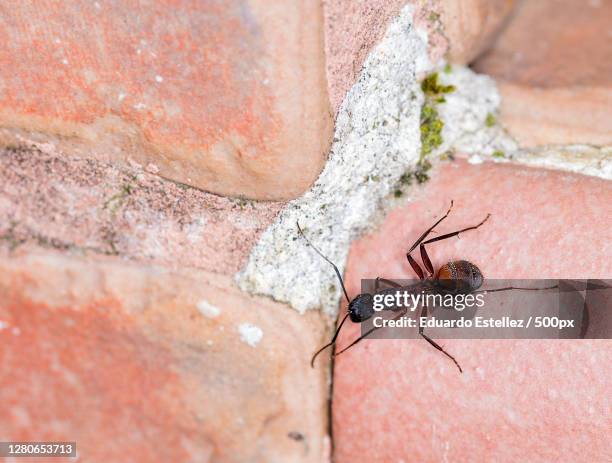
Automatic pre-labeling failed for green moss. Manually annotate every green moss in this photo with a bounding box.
[420,103,444,159]
[421,72,455,97]
[399,173,412,185]
[492,150,506,158]
[428,11,440,22]
[419,72,454,166]
[414,160,432,184]
[443,63,452,74]
[485,113,496,127]
[395,71,455,193]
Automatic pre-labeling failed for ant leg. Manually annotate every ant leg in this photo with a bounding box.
[407,201,454,254]
[334,308,408,357]
[418,305,463,373]
[418,213,491,277]
[375,277,402,291]
[472,284,558,295]
[407,255,425,280]
[406,201,454,279]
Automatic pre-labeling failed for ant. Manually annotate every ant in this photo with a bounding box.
[299,201,541,373]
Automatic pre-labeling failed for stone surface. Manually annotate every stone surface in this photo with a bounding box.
[0,144,282,275]
[437,0,515,64]
[333,159,612,462]
[0,250,330,463]
[0,1,332,200]
[323,0,515,114]
[473,0,612,146]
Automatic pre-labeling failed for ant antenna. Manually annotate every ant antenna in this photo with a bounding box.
[296,222,350,304]
[297,222,353,367]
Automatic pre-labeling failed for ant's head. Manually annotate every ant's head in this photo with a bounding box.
[437,260,483,293]
[348,293,375,322]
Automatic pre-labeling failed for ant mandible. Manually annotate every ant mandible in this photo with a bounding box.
[298,200,491,373]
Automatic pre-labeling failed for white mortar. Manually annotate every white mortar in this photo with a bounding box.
[433,66,612,180]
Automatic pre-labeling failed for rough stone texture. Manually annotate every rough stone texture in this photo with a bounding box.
[0,144,282,275]
[333,159,612,462]
[323,0,515,114]
[0,1,332,200]
[0,250,330,463]
[438,0,515,64]
[473,0,612,146]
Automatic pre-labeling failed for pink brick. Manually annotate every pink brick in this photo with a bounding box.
[333,159,612,462]
[0,145,282,276]
[0,251,329,462]
[474,0,612,146]
[0,1,332,200]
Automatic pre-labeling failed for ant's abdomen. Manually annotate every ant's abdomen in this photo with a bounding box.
[436,260,483,293]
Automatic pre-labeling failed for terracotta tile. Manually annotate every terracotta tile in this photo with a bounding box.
[0,1,332,200]
[474,0,612,146]
[333,159,611,462]
[0,251,329,463]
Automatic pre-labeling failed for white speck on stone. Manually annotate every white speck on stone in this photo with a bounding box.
[238,323,263,347]
[236,4,430,315]
[12,327,20,336]
[118,92,127,102]
[155,75,163,83]
[196,300,220,319]
[0,320,8,330]
[133,102,146,110]
[468,154,483,165]
[94,1,101,10]
[62,58,69,65]
[206,340,213,346]
[54,38,61,44]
